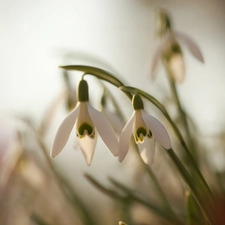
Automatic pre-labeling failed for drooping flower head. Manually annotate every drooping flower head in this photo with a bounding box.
[151,8,204,83]
[50,79,118,165]
[118,94,171,165]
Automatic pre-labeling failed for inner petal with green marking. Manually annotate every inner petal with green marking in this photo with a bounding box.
[76,102,95,139]
[134,127,152,143]
[134,110,153,144]
[77,122,95,138]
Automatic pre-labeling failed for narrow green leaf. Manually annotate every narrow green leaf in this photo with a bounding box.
[167,149,216,225]
[186,191,207,225]
[120,86,214,203]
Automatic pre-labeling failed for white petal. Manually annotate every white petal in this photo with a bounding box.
[150,33,173,78]
[118,112,135,162]
[151,43,164,78]
[102,109,124,135]
[175,31,204,63]
[78,131,98,166]
[87,104,119,156]
[138,137,156,165]
[50,103,80,158]
[141,110,171,149]
[169,53,185,83]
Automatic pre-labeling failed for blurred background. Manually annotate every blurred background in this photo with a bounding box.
[0,0,225,224]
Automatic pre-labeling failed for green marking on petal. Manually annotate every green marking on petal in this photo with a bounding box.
[134,127,153,143]
[148,130,153,138]
[171,43,182,54]
[137,127,147,137]
[77,122,95,138]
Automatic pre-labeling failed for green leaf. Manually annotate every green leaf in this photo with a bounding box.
[186,191,207,225]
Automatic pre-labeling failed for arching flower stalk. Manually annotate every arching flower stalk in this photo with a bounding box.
[50,79,118,165]
[118,94,171,165]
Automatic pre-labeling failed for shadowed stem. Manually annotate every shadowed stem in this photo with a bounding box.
[32,130,98,225]
[164,60,197,160]
[132,141,182,224]
[59,65,214,200]
[166,148,218,225]
[120,85,214,200]
[58,65,217,223]
[85,174,184,223]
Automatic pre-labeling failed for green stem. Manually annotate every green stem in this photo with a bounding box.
[120,86,214,200]
[166,149,216,225]
[163,62,219,222]
[132,142,182,224]
[165,61,197,160]
[58,65,217,223]
[35,134,97,225]
[85,174,176,222]
[59,65,132,100]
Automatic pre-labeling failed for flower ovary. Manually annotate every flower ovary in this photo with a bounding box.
[78,80,89,102]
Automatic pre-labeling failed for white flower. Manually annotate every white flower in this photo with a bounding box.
[151,9,204,83]
[118,94,171,165]
[151,32,204,83]
[50,79,118,165]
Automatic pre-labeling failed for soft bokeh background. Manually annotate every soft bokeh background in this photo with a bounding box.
[0,0,225,224]
[1,0,225,132]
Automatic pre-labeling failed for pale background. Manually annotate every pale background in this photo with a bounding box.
[0,0,225,197]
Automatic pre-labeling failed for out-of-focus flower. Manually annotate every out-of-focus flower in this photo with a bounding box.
[119,221,127,225]
[50,79,118,165]
[118,94,171,165]
[151,8,204,83]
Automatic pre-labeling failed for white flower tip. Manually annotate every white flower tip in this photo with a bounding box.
[50,148,58,158]
[175,31,205,63]
[83,155,93,166]
[162,139,172,150]
[50,153,55,158]
[119,221,127,225]
[86,161,91,166]
[118,151,126,162]
[111,144,119,157]
[118,156,123,163]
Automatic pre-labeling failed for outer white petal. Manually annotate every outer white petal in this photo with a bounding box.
[118,112,135,162]
[78,131,98,166]
[87,104,119,156]
[151,42,164,78]
[150,33,173,78]
[102,109,124,135]
[141,110,171,149]
[175,31,204,63]
[169,53,185,83]
[50,103,80,158]
[138,137,156,165]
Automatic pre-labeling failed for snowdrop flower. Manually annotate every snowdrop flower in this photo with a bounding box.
[151,8,204,83]
[50,79,118,165]
[118,94,171,165]
[119,222,127,225]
